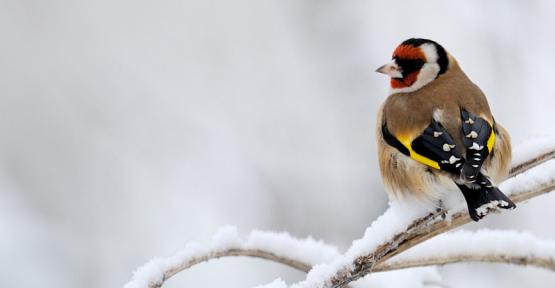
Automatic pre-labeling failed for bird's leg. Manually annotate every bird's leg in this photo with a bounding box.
[436,199,447,220]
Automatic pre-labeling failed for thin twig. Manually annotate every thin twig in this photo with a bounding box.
[509,149,555,178]
[160,249,311,286]
[376,254,555,272]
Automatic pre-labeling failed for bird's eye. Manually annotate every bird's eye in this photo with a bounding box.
[397,59,425,75]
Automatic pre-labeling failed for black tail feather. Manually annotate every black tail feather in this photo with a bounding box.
[457,174,516,221]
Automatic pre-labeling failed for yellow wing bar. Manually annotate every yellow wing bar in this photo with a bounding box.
[396,134,441,170]
[486,122,495,153]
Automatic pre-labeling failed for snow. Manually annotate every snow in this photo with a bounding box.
[124,221,446,288]
[123,226,339,288]
[253,278,288,288]
[245,230,339,266]
[211,225,243,250]
[123,242,210,288]
[511,137,555,169]
[255,268,443,288]
[352,267,443,288]
[124,140,555,288]
[254,267,444,288]
[291,202,432,288]
[287,146,555,288]
[501,159,555,197]
[346,203,430,259]
[387,229,555,266]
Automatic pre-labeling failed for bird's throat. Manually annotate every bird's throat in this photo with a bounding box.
[391,70,420,89]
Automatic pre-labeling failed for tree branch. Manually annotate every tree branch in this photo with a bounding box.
[376,254,555,272]
[123,228,338,288]
[375,229,555,272]
[325,157,555,288]
[509,141,555,177]
[124,147,555,288]
[161,249,312,284]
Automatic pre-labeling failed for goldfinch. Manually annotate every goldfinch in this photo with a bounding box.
[375,38,515,221]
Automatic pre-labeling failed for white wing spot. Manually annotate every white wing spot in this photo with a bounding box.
[448,155,460,164]
[465,118,475,125]
[469,142,484,150]
[466,131,478,139]
[443,144,451,151]
[433,131,443,137]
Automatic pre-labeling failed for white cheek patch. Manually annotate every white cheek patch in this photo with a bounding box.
[389,63,440,95]
[420,43,439,62]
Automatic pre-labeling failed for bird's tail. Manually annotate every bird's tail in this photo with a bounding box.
[457,174,516,221]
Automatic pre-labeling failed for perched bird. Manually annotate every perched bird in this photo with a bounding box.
[375,38,515,221]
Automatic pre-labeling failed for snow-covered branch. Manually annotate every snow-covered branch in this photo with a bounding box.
[300,149,555,288]
[376,229,555,272]
[123,227,338,288]
[123,140,555,288]
[509,138,555,177]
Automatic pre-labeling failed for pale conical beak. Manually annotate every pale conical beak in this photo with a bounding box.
[375,61,403,78]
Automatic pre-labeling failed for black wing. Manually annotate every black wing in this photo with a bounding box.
[459,109,495,182]
[382,119,465,174]
[411,119,465,174]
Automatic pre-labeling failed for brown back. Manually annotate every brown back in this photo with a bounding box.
[382,54,493,149]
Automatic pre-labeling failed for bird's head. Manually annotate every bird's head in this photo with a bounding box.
[376,38,449,94]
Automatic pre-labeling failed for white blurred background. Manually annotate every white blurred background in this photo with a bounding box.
[1,0,555,287]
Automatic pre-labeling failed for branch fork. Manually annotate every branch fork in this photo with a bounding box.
[124,142,555,288]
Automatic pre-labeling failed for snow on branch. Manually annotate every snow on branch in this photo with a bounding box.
[377,229,555,272]
[509,138,555,177]
[123,226,339,288]
[253,279,289,288]
[123,139,555,288]
[294,144,555,288]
